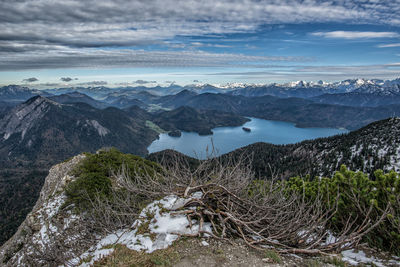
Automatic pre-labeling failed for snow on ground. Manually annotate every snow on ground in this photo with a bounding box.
[31,194,67,248]
[390,146,400,172]
[75,192,212,266]
[342,249,386,267]
[323,232,400,267]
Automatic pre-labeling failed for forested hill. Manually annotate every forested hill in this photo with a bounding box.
[225,117,400,179]
[149,117,400,180]
[162,92,400,130]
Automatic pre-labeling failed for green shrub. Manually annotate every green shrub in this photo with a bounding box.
[65,148,163,211]
[286,165,400,255]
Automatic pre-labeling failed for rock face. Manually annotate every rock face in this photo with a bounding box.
[0,154,87,266]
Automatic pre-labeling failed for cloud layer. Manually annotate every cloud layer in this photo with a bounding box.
[0,48,310,71]
[1,0,400,71]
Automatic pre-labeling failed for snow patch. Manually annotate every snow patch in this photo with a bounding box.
[342,249,388,267]
[201,240,209,246]
[3,132,10,140]
[76,193,211,266]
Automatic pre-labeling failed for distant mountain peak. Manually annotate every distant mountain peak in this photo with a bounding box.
[24,95,61,107]
[175,89,197,96]
[0,85,50,101]
[0,96,57,141]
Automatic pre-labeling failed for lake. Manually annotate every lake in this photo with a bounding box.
[147,117,348,159]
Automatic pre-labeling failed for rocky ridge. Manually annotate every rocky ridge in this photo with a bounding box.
[0,154,87,266]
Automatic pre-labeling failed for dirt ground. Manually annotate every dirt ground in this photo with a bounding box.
[168,237,335,267]
[95,236,400,267]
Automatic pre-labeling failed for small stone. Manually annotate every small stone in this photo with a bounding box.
[201,240,209,246]
[262,258,274,263]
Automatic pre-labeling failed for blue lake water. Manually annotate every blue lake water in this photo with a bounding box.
[147,118,348,159]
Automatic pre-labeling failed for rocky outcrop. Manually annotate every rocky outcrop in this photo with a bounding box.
[0,154,87,266]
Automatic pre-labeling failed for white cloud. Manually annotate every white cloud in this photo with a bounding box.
[377,43,400,48]
[312,31,400,39]
[208,63,400,81]
[77,81,108,86]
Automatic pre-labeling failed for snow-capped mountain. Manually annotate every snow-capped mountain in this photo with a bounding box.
[229,78,400,98]
[0,85,51,101]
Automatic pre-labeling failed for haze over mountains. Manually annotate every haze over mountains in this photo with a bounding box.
[3,77,400,105]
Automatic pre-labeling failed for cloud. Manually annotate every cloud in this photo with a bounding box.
[208,63,400,81]
[190,42,231,48]
[377,43,400,48]
[311,31,400,39]
[0,48,310,71]
[22,77,38,83]
[60,77,76,82]
[1,1,400,71]
[193,80,200,82]
[133,79,157,84]
[40,82,61,87]
[77,81,108,86]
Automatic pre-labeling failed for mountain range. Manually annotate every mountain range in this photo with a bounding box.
[3,77,400,101]
[2,78,400,247]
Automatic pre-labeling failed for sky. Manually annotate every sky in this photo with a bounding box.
[0,0,400,88]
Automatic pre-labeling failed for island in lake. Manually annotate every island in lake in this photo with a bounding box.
[168,130,182,137]
[242,127,251,132]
